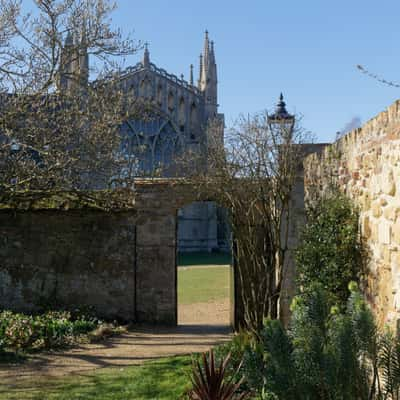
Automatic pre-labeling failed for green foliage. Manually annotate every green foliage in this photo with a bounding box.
[379,331,400,399]
[0,310,98,355]
[244,319,295,399]
[2,312,35,353]
[240,284,400,400]
[296,192,364,308]
[214,329,253,386]
[187,349,250,400]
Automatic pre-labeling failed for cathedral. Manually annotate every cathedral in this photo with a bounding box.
[60,30,228,252]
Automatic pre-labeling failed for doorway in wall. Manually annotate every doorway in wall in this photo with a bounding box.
[176,201,233,327]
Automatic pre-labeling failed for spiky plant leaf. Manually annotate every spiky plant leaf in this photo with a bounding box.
[188,349,251,400]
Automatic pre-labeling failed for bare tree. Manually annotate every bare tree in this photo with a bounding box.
[188,110,310,333]
[0,0,145,200]
[357,64,400,88]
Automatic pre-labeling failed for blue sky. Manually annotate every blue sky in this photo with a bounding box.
[22,0,399,142]
[111,0,400,142]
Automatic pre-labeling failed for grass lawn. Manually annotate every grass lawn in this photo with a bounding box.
[0,252,232,400]
[178,265,231,305]
[0,356,192,400]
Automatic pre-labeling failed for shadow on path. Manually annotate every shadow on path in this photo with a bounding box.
[0,323,232,381]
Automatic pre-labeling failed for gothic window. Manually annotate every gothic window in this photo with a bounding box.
[128,83,135,97]
[120,117,182,177]
[178,97,185,128]
[190,102,198,140]
[140,77,152,99]
[168,91,174,113]
[157,83,163,107]
[139,79,146,97]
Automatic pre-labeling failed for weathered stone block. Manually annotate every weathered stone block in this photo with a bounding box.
[372,201,383,218]
[384,205,400,221]
[382,168,396,196]
[371,221,379,242]
[362,215,372,238]
[393,218,400,245]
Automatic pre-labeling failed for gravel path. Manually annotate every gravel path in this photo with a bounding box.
[0,299,231,381]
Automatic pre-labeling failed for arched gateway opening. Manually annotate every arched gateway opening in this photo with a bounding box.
[176,201,234,328]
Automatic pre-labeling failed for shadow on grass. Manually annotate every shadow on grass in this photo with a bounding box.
[0,356,192,400]
[177,251,231,267]
[0,351,27,364]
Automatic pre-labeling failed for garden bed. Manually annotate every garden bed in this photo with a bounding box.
[0,310,123,358]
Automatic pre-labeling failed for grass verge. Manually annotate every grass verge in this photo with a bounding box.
[0,355,192,400]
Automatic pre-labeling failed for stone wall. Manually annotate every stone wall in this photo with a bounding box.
[0,183,235,326]
[0,185,185,324]
[304,100,400,328]
[0,210,137,321]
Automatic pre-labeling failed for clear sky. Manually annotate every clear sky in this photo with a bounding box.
[110,0,400,142]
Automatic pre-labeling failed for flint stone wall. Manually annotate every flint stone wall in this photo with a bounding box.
[304,100,400,329]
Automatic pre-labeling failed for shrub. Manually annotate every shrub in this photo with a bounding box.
[4,313,35,353]
[0,310,102,355]
[0,311,12,353]
[187,349,251,400]
[213,329,253,383]
[241,284,397,400]
[33,311,74,348]
[243,319,295,399]
[296,192,365,309]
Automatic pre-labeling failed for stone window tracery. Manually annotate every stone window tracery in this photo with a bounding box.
[178,97,185,128]
[120,116,183,177]
[168,91,175,113]
[157,84,163,107]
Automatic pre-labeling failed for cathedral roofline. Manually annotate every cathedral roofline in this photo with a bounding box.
[95,61,202,97]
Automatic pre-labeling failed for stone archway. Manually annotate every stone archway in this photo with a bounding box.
[0,180,241,329]
[134,179,238,329]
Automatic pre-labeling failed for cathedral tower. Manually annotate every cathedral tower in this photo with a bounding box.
[198,31,218,119]
[59,29,89,93]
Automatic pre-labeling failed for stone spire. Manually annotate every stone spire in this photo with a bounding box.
[198,53,203,88]
[200,30,210,90]
[209,40,217,84]
[203,30,209,73]
[143,42,150,68]
[190,64,194,85]
[59,30,75,92]
[79,26,89,88]
[197,31,218,116]
[203,36,218,118]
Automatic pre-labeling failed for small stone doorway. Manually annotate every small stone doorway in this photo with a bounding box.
[176,201,234,328]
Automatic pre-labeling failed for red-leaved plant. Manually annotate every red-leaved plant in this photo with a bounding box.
[187,349,251,400]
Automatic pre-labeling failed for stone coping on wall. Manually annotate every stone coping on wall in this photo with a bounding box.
[0,189,137,211]
[0,179,197,212]
[305,99,400,166]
